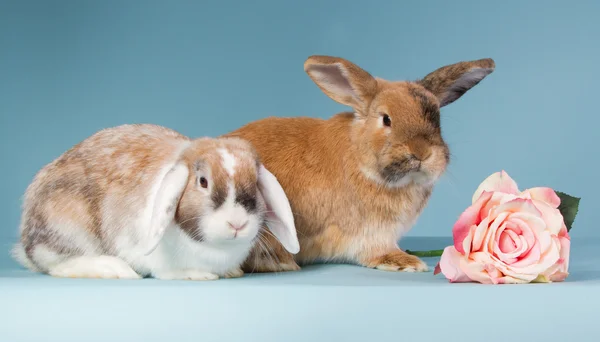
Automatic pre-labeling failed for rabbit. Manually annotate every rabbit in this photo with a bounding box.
[12,123,299,280]
[225,55,495,273]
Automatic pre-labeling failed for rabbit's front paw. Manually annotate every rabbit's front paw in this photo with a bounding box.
[154,269,219,281]
[222,267,244,279]
[363,250,429,272]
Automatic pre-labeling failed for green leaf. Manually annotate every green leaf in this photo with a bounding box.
[555,191,581,232]
[405,249,444,257]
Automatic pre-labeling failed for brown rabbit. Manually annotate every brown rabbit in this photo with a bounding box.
[225,55,495,273]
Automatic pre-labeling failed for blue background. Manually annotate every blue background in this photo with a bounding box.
[1,0,599,239]
[1,2,600,342]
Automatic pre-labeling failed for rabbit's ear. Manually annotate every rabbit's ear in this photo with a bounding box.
[417,58,495,107]
[141,163,190,255]
[304,55,378,115]
[257,164,300,254]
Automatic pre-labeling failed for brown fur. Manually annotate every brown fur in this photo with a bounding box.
[225,55,495,273]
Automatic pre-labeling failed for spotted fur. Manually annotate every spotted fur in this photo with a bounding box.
[12,124,298,280]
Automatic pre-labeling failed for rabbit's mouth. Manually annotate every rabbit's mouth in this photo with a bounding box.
[379,157,422,182]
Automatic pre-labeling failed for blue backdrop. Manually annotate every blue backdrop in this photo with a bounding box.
[1,0,598,244]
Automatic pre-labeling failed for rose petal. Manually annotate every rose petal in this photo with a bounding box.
[514,217,536,254]
[479,192,519,222]
[453,191,493,254]
[471,217,491,252]
[542,234,571,281]
[535,235,562,274]
[488,265,539,283]
[558,233,571,271]
[510,237,541,268]
[503,231,560,278]
[498,228,517,253]
[437,246,473,282]
[482,212,510,256]
[489,198,542,221]
[492,220,527,264]
[458,252,495,284]
[471,170,520,203]
[559,224,570,239]
[484,263,505,284]
[452,172,570,285]
[482,212,557,281]
[500,217,534,258]
[462,225,476,256]
[521,187,561,208]
[509,212,551,249]
[549,272,569,282]
[497,231,518,262]
[531,199,564,235]
[496,275,532,284]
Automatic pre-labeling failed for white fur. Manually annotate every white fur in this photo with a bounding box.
[122,162,298,279]
[203,182,257,241]
[29,167,261,280]
[143,162,189,255]
[152,269,218,281]
[118,146,261,280]
[133,141,191,256]
[257,165,300,254]
[52,221,102,254]
[219,148,237,177]
[130,222,256,280]
[43,174,262,280]
[49,256,141,279]
[11,243,40,272]
[32,245,68,270]
[14,219,103,273]
[13,127,299,281]
[120,146,259,279]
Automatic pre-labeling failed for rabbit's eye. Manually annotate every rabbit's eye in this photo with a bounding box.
[199,177,208,189]
[382,114,392,127]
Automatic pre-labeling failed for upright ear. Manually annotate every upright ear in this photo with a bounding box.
[257,165,300,254]
[417,58,495,107]
[304,55,378,114]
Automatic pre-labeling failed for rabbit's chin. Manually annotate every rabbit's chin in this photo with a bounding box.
[361,167,439,189]
[200,217,262,245]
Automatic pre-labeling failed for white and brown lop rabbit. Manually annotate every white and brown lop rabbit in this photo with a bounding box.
[227,55,495,273]
[12,124,299,280]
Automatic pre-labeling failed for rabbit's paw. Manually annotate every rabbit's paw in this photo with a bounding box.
[363,250,429,272]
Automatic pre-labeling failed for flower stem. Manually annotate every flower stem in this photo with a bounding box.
[405,249,444,257]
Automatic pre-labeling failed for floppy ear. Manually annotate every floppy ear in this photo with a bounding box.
[257,164,300,254]
[304,55,378,114]
[142,163,190,255]
[417,58,495,107]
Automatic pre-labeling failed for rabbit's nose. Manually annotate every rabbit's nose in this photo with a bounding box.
[228,220,249,231]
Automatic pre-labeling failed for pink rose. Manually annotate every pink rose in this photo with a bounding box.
[434,171,571,284]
